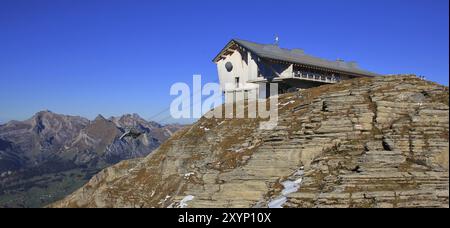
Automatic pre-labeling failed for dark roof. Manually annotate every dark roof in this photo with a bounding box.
[213,39,381,77]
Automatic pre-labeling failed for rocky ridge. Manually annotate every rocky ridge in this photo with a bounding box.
[53,76,449,208]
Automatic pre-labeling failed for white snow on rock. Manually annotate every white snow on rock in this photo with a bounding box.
[179,195,195,208]
[158,195,171,205]
[199,126,210,131]
[281,179,302,195]
[280,101,295,106]
[268,196,287,208]
[268,168,305,208]
[294,168,304,176]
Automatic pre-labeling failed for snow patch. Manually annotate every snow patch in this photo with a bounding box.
[199,126,210,131]
[179,195,195,208]
[235,143,257,153]
[268,197,287,208]
[281,178,303,195]
[268,167,305,208]
[158,195,171,205]
[184,172,195,178]
[280,101,295,106]
[294,168,304,176]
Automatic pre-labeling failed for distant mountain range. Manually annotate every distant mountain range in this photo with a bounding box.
[0,111,184,208]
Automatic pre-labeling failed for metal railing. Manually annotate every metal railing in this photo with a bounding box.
[293,71,341,83]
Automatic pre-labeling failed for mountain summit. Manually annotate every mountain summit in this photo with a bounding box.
[53,76,449,208]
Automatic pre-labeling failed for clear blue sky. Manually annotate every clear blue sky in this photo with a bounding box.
[0,0,448,124]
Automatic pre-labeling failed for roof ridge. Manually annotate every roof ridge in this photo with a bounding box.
[227,39,381,77]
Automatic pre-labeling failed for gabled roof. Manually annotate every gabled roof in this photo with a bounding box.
[213,39,382,77]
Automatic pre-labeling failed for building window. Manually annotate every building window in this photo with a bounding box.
[244,90,249,100]
[235,77,240,88]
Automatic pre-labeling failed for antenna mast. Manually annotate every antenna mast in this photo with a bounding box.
[274,34,280,46]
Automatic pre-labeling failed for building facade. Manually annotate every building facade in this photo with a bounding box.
[213,39,381,102]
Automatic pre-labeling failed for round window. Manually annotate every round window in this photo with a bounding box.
[225,62,233,72]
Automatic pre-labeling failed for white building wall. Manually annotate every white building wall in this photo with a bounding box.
[247,52,259,81]
[217,49,260,102]
[280,64,294,78]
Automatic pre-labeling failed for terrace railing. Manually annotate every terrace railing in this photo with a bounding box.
[293,71,341,84]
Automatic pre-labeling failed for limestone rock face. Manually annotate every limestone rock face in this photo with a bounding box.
[53,76,449,208]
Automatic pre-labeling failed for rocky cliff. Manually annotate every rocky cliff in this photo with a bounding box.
[53,76,449,208]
